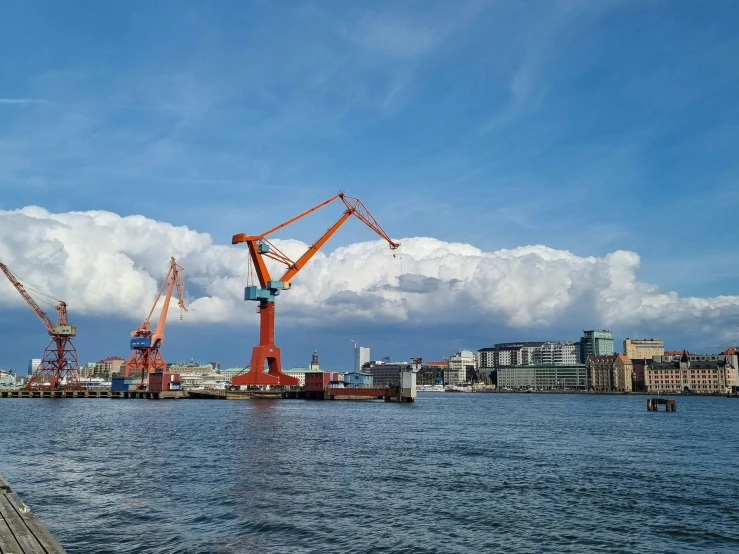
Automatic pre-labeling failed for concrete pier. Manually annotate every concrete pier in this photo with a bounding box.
[647,398,676,411]
[0,475,67,553]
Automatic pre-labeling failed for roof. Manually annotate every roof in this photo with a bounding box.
[98,356,124,362]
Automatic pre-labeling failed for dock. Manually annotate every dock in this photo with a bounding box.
[647,398,676,411]
[0,475,66,554]
[0,389,186,399]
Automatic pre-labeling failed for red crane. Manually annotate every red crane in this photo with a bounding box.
[0,262,80,389]
[231,192,400,388]
[125,257,187,385]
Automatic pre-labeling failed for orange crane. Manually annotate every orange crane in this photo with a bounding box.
[125,257,187,385]
[0,262,80,389]
[231,192,400,388]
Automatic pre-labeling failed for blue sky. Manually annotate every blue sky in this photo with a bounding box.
[1,1,739,370]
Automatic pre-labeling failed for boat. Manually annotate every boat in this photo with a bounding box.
[417,384,444,392]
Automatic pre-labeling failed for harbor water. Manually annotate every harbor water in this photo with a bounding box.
[1,393,738,553]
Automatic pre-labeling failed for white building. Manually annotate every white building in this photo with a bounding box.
[540,342,579,365]
[28,358,41,376]
[283,368,310,387]
[354,346,370,372]
[445,350,476,386]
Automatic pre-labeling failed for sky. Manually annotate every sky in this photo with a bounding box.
[1,0,739,371]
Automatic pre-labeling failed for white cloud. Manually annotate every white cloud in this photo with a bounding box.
[0,206,738,341]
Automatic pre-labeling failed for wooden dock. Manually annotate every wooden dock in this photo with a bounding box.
[0,475,66,553]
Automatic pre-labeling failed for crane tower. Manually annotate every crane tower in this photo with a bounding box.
[231,192,400,388]
[0,262,80,389]
[125,257,187,385]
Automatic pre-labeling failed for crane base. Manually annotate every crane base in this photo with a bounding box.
[231,344,300,387]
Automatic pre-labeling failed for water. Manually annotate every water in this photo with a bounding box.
[1,394,738,553]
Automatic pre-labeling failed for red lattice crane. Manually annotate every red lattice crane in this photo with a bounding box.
[125,257,187,385]
[0,262,80,389]
[231,193,400,387]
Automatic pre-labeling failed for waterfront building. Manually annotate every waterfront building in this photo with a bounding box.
[630,359,651,392]
[344,372,373,388]
[586,355,633,392]
[363,362,412,388]
[580,330,614,361]
[167,360,214,374]
[417,361,446,385]
[354,346,370,373]
[623,338,664,360]
[79,362,96,378]
[645,351,736,394]
[445,350,476,386]
[208,361,221,371]
[478,342,544,368]
[309,350,320,371]
[539,341,579,365]
[28,358,41,376]
[0,370,15,388]
[497,364,587,390]
[282,368,318,387]
[95,356,125,378]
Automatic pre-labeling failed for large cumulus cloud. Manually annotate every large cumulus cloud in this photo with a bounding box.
[1,206,738,339]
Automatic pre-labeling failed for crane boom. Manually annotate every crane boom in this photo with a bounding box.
[0,263,55,333]
[230,192,400,388]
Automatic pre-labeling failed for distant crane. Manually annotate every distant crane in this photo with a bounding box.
[125,257,187,385]
[706,340,738,354]
[0,262,80,389]
[231,192,400,387]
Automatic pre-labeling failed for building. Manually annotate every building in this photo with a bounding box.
[445,350,476,386]
[208,361,221,371]
[417,361,446,385]
[167,360,214,374]
[28,358,41,376]
[586,355,633,392]
[477,342,544,368]
[539,341,580,365]
[623,338,664,360]
[344,372,373,388]
[497,364,587,390]
[645,351,736,394]
[354,346,370,373]
[0,370,15,388]
[95,356,125,378]
[79,362,96,378]
[580,330,614,362]
[309,350,320,371]
[631,359,651,392]
[363,362,412,388]
[281,368,323,387]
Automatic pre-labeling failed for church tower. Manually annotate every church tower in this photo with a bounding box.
[309,350,320,371]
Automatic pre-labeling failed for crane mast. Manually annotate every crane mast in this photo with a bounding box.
[125,257,187,386]
[231,192,400,388]
[0,262,80,389]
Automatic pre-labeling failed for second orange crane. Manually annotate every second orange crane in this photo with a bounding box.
[125,257,187,385]
[231,192,400,388]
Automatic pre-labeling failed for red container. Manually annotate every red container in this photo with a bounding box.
[148,372,181,392]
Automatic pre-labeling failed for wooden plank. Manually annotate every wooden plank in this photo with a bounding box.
[0,495,44,554]
[5,493,66,554]
[0,476,10,493]
[0,518,24,554]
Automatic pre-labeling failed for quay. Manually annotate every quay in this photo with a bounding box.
[0,389,186,399]
[0,475,66,554]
